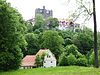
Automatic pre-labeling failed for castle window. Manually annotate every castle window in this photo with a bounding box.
[46,10,49,13]
[40,10,42,12]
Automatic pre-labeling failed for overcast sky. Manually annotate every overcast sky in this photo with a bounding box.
[7,0,100,31]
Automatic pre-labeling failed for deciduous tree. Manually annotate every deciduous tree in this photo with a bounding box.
[0,0,27,71]
[41,30,64,59]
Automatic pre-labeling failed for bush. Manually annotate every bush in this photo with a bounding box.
[0,47,23,71]
[0,0,26,71]
[58,53,68,66]
[65,44,81,58]
[67,53,77,65]
[89,50,100,66]
[76,57,88,66]
[35,53,45,67]
[35,55,43,67]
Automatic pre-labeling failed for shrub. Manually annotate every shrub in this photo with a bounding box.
[0,47,23,71]
[67,53,77,65]
[58,53,68,66]
[76,57,88,66]
[89,50,100,66]
[65,44,82,58]
[35,53,46,67]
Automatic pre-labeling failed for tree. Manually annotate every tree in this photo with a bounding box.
[35,55,43,67]
[76,56,88,66]
[58,53,68,66]
[24,33,39,56]
[0,0,27,71]
[97,32,100,49]
[68,0,93,23]
[35,53,46,67]
[25,21,33,33]
[67,53,77,65]
[92,0,99,68]
[72,32,93,55]
[89,50,100,66]
[58,30,74,46]
[65,44,82,58]
[41,30,64,59]
[67,0,99,67]
[45,17,59,30]
[33,14,45,32]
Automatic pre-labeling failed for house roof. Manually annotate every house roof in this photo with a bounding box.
[36,49,56,60]
[21,55,36,67]
[36,49,48,56]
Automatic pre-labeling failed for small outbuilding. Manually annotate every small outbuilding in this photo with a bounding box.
[21,55,36,69]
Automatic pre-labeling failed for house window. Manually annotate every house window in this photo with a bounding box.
[47,55,51,58]
[49,55,51,58]
[44,61,46,63]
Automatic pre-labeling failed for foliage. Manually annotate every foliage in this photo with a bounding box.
[97,32,100,49]
[0,0,26,71]
[67,53,77,65]
[24,33,39,56]
[45,17,59,30]
[58,30,74,46]
[65,44,82,58]
[35,55,43,67]
[89,50,100,66]
[64,38,73,46]
[33,14,45,32]
[72,31,93,55]
[58,53,68,66]
[0,47,23,71]
[35,53,46,67]
[41,30,64,59]
[25,21,33,33]
[76,57,88,66]
[68,0,92,23]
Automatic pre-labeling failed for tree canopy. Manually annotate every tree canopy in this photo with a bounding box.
[0,0,27,71]
[40,30,64,59]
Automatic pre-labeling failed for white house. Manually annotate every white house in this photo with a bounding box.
[21,49,56,69]
[36,49,56,68]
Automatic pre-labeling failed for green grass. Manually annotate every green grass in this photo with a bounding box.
[0,66,100,75]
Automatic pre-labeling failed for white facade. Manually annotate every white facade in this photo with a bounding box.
[58,18,80,31]
[43,49,56,68]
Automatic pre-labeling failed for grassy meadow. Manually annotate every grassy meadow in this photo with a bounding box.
[0,66,100,75]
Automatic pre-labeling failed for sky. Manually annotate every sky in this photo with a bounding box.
[7,0,100,31]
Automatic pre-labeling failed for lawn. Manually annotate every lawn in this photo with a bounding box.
[0,66,100,75]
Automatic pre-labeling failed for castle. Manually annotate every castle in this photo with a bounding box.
[35,6,53,19]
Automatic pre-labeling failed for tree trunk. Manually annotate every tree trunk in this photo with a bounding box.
[93,0,99,68]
